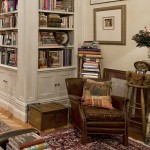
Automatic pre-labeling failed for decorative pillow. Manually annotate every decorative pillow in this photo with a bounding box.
[84,95,113,109]
[82,79,112,99]
[82,79,113,109]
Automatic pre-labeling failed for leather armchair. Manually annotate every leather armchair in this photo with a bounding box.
[65,78,129,146]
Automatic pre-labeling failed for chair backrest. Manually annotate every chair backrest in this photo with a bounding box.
[65,78,84,97]
[103,68,127,97]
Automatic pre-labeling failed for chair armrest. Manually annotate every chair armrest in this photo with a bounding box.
[0,128,39,146]
[111,95,129,111]
[68,95,86,131]
[68,95,83,104]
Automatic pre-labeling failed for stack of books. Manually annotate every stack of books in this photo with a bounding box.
[78,41,102,79]
[6,132,49,150]
[47,14,62,27]
[78,41,101,58]
[82,58,100,78]
[78,48,101,58]
[39,31,58,46]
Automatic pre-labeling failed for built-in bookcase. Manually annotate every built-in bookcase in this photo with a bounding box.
[38,0,75,70]
[0,0,77,122]
[0,0,18,69]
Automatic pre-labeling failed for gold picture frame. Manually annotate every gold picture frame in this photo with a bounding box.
[91,0,123,5]
[94,5,126,45]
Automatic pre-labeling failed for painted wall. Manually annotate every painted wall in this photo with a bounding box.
[81,0,150,71]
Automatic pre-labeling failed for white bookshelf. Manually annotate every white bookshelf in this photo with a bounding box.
[0,0,78,122]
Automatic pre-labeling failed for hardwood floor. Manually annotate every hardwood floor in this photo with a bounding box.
[0,107,144,142]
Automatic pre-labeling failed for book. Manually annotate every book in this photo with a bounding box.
[8,132,45,149]
[47,22,61,27]
[7,49,17,67]
[81,41,100,49]
[82,68,100,72]
[78,48,101,52]
[78,51,101,55]
[78,53,102,58]
[83,74,99,79]
[23,142,49,150]
[47,18,62,23]
[49,50,62,67]
[48,14,60,19]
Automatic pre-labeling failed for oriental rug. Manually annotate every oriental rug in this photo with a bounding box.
[42,128,150,150]
[0,120,11,134]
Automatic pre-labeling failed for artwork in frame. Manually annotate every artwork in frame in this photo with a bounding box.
[94,5,126,45]
[103,16,114,30]
[90,0,123,5]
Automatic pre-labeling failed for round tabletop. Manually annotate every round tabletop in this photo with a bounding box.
[126,82,150,88]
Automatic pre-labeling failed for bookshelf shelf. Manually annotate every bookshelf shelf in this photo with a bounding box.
[0,10,18,16]
[0,45,18,48]
[38,66,76,72]
[38,45,74,49]
[39,27,74,31]
[0,64,17,70]
[0,28,18,31]
[39,10,74,15]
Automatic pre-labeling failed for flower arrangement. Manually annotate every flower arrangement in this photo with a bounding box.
[132,26,150,47]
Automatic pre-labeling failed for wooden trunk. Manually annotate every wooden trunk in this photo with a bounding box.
[28,102,68,130]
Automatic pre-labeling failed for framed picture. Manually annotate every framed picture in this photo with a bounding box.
[103,16,114,30]
[94,5,126,45]
[91,0,122,5]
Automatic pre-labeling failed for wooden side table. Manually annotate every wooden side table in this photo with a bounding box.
[126,83,150,141]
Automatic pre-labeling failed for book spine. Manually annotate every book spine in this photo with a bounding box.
[19,139,46,149]
[5,0,9,13]
[23,142,49,150]
[78,51,101,55]
[78,54,102,58]
[78,48,101,52]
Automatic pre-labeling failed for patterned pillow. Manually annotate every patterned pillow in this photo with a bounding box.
[82,79,112,99]
[82,79,113,109]
[84,96,113,109]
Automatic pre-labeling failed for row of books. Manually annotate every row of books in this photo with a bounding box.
[0,47,17,67]
[38,48,72,69]
[0,31,17,45]
[39,0,72,12]
[0,0,18,13]
[39,13,73,28]
[6,132,49,150]
[0,14,18,28]
[61,16,73,28]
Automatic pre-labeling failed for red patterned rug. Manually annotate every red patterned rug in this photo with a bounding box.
[41,128,150,150]
[0,120,11,135]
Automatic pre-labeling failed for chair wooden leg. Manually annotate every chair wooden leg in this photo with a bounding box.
[123,135,128,146]
[81,132,87,145]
